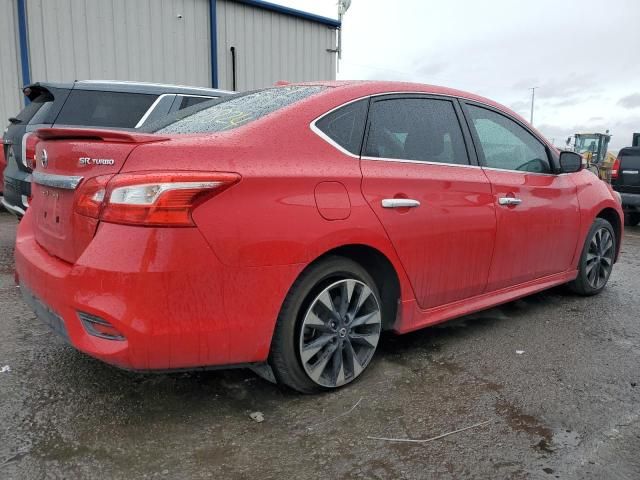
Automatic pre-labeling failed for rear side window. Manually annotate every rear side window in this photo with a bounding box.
[14,93,53,123]
[55,90,158,128]
[363,97,469,165]
[178,95,216,110]
[315,99,368,155]
[155,86,326,134]
[467,105,550,173]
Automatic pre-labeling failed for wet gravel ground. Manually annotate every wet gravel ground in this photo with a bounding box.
[0,210,638,479]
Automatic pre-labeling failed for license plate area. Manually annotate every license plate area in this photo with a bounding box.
[35,187,69,237]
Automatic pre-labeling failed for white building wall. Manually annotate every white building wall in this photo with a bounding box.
[0,1,23,124]
[216,0,336,91]
[25,0,212,87]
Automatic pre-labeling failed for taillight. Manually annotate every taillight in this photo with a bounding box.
[75,172,240,226]
[74,175,113,218]
[611,157,620,180]
[21,132,38,169]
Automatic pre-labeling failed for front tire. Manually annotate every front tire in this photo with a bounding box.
[269,256,382,393]
[568,218,616,296]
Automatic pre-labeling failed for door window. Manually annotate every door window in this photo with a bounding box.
[467,105,551,173]
[363,98,469,165]
[315,99,368,155]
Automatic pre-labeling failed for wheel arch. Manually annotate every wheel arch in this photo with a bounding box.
[301,244,403,331]
[596,207,622,261]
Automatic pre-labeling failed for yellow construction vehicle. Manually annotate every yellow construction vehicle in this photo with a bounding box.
[567,132,617,182]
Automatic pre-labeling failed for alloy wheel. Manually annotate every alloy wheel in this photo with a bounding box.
[299,279,381,388]
[586,227,614,290]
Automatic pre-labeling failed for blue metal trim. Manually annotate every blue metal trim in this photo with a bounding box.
[232,0,340,28]
[210,0,218,88]
[16,0,31,99]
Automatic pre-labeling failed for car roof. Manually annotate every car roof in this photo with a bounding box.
[25,80,233,96]
[296,80,516,113]
[619,146,640,155]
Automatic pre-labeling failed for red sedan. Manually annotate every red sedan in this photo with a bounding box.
[15,81,623,392]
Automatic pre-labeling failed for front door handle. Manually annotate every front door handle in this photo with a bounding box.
[381,198,421,208]
[498,197,523,206]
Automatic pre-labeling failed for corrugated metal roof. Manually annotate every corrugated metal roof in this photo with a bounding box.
[231,0,341,28]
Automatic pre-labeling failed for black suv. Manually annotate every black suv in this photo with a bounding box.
[611,146,640,225]
[2,80,231,217]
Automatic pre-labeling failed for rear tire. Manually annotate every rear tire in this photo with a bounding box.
[568,218,616,296]
[269,256,382,394]
[624,212,640,226]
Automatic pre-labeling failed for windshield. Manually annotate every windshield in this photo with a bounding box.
[151,86,326,135]
[575,135,601,154]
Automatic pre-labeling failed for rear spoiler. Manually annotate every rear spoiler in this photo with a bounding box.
[34,128,169,144]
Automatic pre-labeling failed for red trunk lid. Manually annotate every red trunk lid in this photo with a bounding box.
[30,128,167,263]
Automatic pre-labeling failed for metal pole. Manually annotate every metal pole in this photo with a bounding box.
[530,87,536,125]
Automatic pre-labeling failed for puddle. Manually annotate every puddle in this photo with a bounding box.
[495,400,553,447]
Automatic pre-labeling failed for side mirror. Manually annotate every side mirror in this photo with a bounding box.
[559,151,584,173]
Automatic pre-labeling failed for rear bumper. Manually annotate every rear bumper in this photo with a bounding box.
[14,212,301,371]
[620,192,640,210]
[1,196,26,216]
[2,170,30,216]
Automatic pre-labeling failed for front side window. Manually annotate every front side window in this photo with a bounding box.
[467,105,551,173]
[154,86,326,134]
[315,99,368,155]
[55,90,158,128]
[363,98,469,165]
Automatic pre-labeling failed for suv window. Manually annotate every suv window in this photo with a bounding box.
[363,97,469,165]
[14,93,52,124]
[315,99,368,155]
[178,95,216,110]
[155,86,326,134]
[467,105,550,173]
[55,90,158,128]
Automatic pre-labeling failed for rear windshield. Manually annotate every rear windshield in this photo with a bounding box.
[13,92,53,123]
[620,148,640,165]
[152,86,326,134]
[54,90,158,128]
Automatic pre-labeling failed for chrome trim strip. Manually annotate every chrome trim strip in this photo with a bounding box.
[361,156,481,169]
[309,91,554,164]
[309,91,490,159]
[32,171,84,190]
[21,131,32,168]
[1,197,26,216]
[481,166,559,177]
[21,194,30,208]
[135,93,173,128]
[76,80,233,94]
[309,96,365,159]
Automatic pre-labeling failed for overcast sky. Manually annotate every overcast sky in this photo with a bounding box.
[275,0,640,151]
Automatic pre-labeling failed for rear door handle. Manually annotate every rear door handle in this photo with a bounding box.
[381,198,421,208]
[498,197,523,206]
